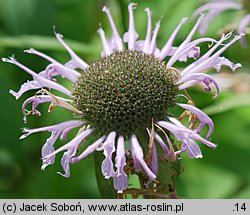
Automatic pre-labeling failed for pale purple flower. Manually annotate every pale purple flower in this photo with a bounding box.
[113,136,128,193]
[193,0,250,45]
[157,118,216,159]
[3,3,241,193]
[130,135,157,181]
[100,131,116,179]
[20,120,86,169]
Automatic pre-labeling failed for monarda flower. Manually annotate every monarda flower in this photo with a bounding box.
[193,0,250,45]
[3,3,241,193]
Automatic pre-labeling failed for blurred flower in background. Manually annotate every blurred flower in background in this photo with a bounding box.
[0,0,250,199]
[193,0,250,45]
[211,72,250,93]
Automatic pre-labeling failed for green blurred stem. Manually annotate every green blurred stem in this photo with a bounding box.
[0,35,99,56]
[118,0,128,34]
[203,94,250,115]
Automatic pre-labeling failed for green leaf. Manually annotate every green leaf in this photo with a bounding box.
[176,161,240,198]
[203,94,250,115]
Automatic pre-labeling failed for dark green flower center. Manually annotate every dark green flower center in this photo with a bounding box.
[73,50,178,136]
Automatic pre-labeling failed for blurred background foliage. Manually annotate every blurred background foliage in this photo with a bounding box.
[0,0,250,198]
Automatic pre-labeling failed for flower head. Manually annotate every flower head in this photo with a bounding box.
[193,0,250,45]
[3,3,241,193]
